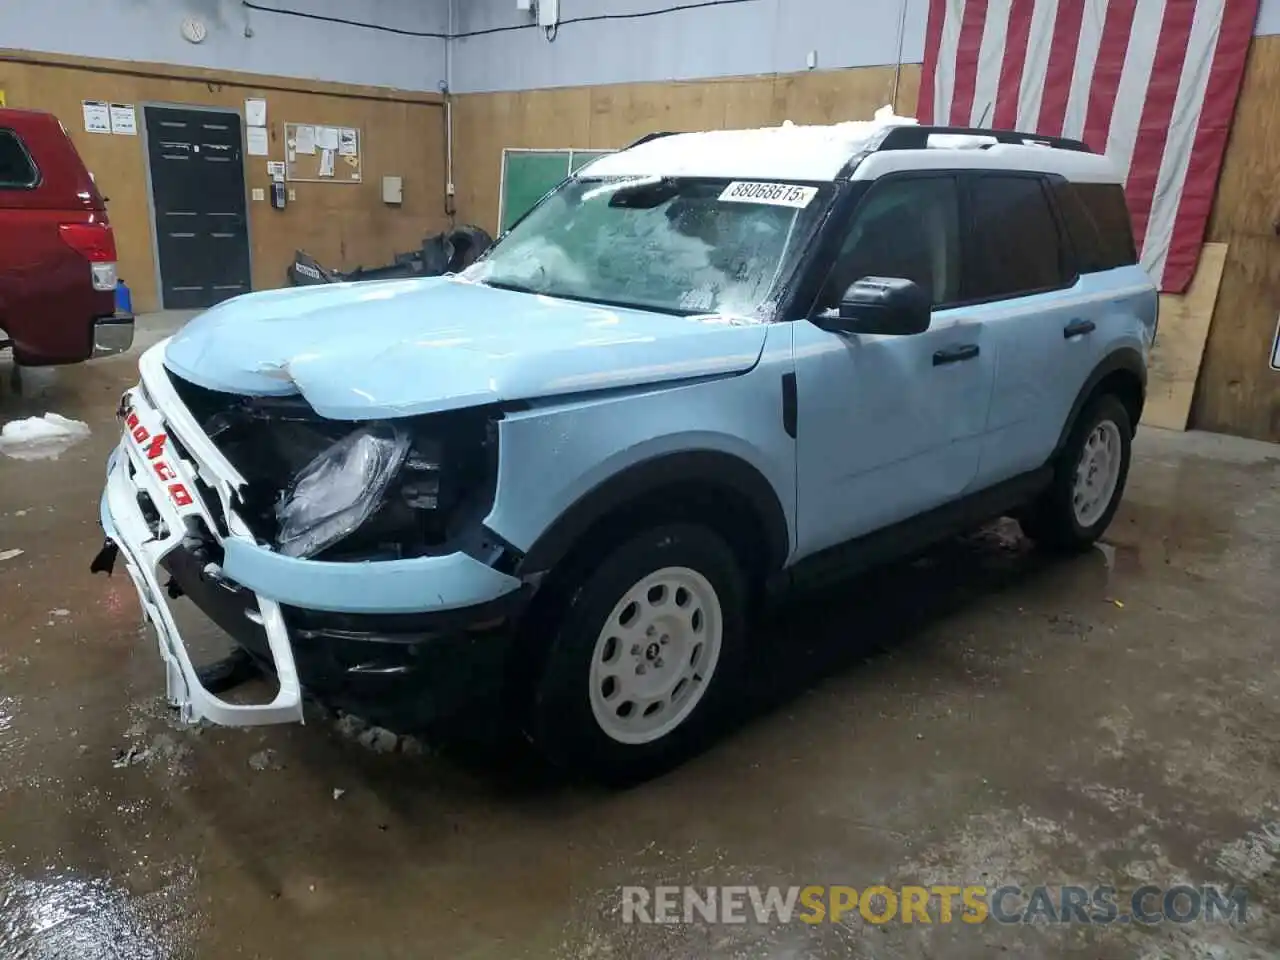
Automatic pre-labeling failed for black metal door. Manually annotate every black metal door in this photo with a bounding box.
[145,106,251,310]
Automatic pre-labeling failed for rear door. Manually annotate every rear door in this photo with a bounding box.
[964,172,1084,488]
[144,106,251,309]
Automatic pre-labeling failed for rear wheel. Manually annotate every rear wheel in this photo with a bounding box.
[528,523,747,785]
[1020,394,1133,551]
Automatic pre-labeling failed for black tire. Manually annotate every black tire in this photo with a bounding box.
[527,523,747,786]
[1020,394,1133,551]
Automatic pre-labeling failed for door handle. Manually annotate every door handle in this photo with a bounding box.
[1064,318,1096,338]
[933,344,980,366]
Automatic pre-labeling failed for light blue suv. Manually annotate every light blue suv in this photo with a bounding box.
[93,115,1157,783]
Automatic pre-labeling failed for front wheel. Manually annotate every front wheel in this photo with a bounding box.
[1020,394,1133,551]
[528,523,747,785]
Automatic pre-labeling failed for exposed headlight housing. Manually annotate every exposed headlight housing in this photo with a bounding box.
[275,423,410,559]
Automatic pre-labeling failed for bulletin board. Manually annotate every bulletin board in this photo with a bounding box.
[284,122,363,184]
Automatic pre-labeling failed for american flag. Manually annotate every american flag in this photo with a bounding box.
[917,0,1258,293]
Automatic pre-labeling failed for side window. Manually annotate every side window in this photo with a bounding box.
[968,175,1069,300]
[1052,181,1138,272]
[815,176,961,312]
[0,129,38,189]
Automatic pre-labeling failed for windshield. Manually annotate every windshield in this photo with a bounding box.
[460,176,834,319]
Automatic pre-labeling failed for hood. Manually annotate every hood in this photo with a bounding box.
[162,278,768,420]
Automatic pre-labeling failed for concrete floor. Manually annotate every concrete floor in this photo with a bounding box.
[1,319,1278,959]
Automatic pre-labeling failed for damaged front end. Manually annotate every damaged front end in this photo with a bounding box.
[168,374,514,566]
[96,345,529,732]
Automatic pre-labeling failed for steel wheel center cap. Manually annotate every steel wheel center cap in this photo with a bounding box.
[644,642,660,661]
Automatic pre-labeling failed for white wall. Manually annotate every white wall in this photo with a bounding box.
[0,0,448,92]
[451,0,929,94]
[451,0,1280,95]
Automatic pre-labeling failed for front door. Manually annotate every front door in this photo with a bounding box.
[792,174,994,559]
[145,106,251,309]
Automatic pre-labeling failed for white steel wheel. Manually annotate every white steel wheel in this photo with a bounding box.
[587,566,724,746]
[1072,419,1123,528]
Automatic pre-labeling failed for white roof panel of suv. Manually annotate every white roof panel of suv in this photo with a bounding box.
[582,105,1123,186]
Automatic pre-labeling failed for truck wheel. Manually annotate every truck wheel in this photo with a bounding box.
[529,523,747,785]
[1020,394,1133,551]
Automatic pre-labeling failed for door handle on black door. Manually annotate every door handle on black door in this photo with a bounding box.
[933,344,980,366]
[1063,319,1096,338]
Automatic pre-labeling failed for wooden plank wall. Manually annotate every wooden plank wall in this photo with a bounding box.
[0,50,448,314]
[453,51,1280,443]
[1194,34,1280,443]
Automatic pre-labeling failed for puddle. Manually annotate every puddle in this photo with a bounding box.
[0,414,91,461]
[0,862,200,959]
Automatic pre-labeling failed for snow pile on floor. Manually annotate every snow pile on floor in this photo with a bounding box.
[0,413,91,461]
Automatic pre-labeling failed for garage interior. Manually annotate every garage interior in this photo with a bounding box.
[1,0,1279,957]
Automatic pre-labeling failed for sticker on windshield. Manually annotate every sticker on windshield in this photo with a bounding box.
[718,181,818,209]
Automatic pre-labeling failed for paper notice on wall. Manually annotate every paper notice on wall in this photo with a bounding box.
[338,128,358,157]
[108,103,137,135]
[245,98,267,127]
[294,125,316,155]
[246,126,269,156]
[82,100,111,134]
[318,148,336,178]
[315,127,339,151]
[267,161,286,182]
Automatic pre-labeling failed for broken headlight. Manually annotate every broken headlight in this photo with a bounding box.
[275,422,411,559]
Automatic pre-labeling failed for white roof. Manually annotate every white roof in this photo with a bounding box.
[580,104,1122,185]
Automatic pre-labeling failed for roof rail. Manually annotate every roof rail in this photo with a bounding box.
[624,131,679,149]
[877,125,1094,154]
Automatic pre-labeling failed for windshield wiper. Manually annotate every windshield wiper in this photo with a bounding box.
[479,279,542,296]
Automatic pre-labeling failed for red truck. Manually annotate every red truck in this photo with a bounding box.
[0,107,132,369]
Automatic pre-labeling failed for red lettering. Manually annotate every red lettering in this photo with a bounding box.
[168,484,193,507]
[125,412,139,430]
[153,462,176,481]
[144,433,167,460]
[132,425,149,444]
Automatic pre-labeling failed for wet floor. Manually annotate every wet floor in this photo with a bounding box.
[1,324,1279,959]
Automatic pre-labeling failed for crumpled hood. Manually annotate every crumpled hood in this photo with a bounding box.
[162,277,768,419]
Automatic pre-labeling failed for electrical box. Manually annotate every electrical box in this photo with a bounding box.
[515,0,533,11]
[382,175,403,205]
[537,0,559,27]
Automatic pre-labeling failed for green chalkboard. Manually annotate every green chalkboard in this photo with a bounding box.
[499,149,614,232]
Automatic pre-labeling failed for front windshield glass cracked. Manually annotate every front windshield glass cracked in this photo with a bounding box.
[461,177,834,319]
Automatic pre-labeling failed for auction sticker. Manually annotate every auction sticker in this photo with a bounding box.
[719,181,818,208]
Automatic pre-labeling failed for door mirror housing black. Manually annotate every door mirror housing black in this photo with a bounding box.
[816,276,932,336]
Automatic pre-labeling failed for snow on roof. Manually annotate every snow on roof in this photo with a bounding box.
[580,104,1122,185]
[583,105,918,183]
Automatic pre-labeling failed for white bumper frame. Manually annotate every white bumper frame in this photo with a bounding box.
[103,345,304,727]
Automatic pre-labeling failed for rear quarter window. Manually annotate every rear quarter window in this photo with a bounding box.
[0,129,39,189]
[1052,181,1138,272]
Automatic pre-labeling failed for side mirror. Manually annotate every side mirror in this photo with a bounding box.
[816,276,931,336]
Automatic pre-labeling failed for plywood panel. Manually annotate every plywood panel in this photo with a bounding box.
[1193,35,1280,441]
[452,63,923,237]
[0,52,445,313]
[1144,243,1228,431]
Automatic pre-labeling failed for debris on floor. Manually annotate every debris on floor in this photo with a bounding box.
[0,548,23,562]
[248,749,282,772]
[332,788,346,801]
[0,413,91,461]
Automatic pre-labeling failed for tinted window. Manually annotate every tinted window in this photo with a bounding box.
[0,130,38,189]
[968,175,1068,299]
[1053,181,1138,272]
[816,176,961,311]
